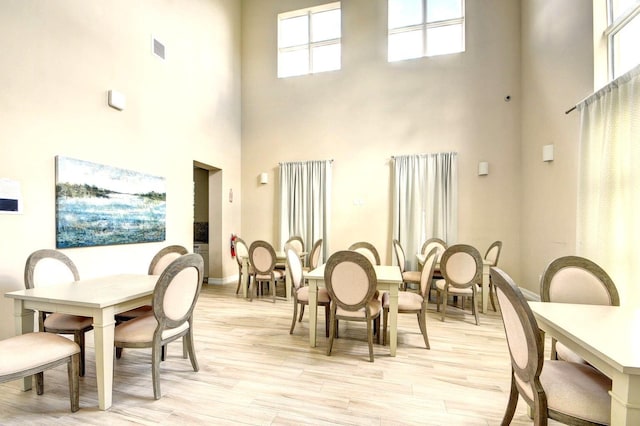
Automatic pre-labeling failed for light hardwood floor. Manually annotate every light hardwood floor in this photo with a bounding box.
[0,284,561,425]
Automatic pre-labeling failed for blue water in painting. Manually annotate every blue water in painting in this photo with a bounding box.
[56,193,166,248]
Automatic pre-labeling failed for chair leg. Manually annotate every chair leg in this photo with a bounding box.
[68,353,80,412]
[235,267,242,294]
[298,305,305,322]
[74,331,86,377]
[271,279,276,303]
[382,308,388,346]
[152,343,162,400]
[35,371,44,395]
[417,311,430,349]
[366,318,374,362]
[290,301,299,334]
[441,288,448,322]
[489,281,497,312]
[472,291,479,326]
[324,305,330,338]
[182,335,188,359]
[116,347,123,359]
[501,375,519,426]
[186,328,199,372]
[327,308,336,356]
[375,316,380,345]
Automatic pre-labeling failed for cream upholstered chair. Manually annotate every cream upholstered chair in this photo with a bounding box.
[286,247,331,337]
[116,244,189,322]
[114,253,204,400]
[421,238,447,300]
[24,249,93,377]
[392,239,421,291]
[348,241,381,265]
[483,240,502,311]
[303,238,323,273]
[492,267,611,425]
[383,247,438,349]
[233,237,253,295]
[435,244,482,325]
[249,240,286,302]
[0,332,81,412]
[325,250,381,362]
[540,255,619,365]
[284,235,305,255]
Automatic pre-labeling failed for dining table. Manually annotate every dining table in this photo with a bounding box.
[305,263,403,356]
[416,252,492,313]
[529,301,640,425]
[5,273,158,411]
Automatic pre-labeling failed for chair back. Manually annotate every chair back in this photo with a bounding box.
[284,236,304,255]
[491,267,545,408]
[149,245,188,275]
[440,244,482,290]
[540,255,619,306]
[308,239,323,269]
[419,247,438,298]
[24,249,79,289]
[392,239,407,272]
[324,251,377,313]
[484,240,502,266]
[285,247,304,292]
[348,241,381,265]
[421,238,447,261]
[234,237,250,267]
[153,253,204,330]
[249,240,277,275]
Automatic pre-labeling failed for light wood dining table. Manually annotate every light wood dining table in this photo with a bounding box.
[305,264,403,356]
[529,301,640,425]
[5,274,158,411]
[416,252,492,313]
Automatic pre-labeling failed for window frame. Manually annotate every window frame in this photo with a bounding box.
[277,2,341,78]
[387,0,465,62]
[604,0,640,80]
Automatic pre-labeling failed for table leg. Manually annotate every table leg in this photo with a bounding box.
[481,263,489,313]
[610,372,640,425]
[14,299,34,391]
[308,278,318,347]
[93,308,115,411]
[388,285,398,357]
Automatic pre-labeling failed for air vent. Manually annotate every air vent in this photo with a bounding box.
[152,36,165,60]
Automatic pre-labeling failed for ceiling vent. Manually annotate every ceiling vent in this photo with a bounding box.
[152,36,166,60]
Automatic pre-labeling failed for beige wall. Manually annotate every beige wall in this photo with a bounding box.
[0,0,242,339]
[241,0,522,275]
[519,1,593,292]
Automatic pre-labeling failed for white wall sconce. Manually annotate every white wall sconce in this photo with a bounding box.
[478,161,489,176]
[259,172,268,185]
[543,144,554,162]
[107,90,126,111]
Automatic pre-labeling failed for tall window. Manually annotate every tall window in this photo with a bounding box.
[388,0,464,62]
[277,2,341,78]
[606,0,640,79]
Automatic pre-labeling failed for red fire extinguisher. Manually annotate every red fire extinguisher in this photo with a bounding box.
[230,234,237,258]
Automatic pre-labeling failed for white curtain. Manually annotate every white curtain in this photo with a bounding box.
[279,160,332,260]
[576,64,640,305]
[392,152,458,270]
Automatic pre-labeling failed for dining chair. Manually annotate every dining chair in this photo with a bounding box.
[540,255,619,365]
[24,249,93,377]
[483,240,503,311]
[114,253,204,400]
[284,235,305,255]
[421,237,447,300]
[392,239,421,291]
[249,240,286,302]
[0,332,81,412]
[492,267,611,425]
[303,238,323,273]
[116,244,189,323]
[233,237,253,295]
[348,241,381,265]
[383,247,438,349]
[325,250,381,362]
[286,247,330,337]
[435,244,482,325]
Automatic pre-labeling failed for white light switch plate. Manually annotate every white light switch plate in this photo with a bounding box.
[108,90,126,111]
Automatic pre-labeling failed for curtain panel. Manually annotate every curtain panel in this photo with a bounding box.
[279,160,332,261]
[577,64,640,304]
[392,152,458,270]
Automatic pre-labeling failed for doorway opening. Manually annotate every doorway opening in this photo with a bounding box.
[193,161,222,283]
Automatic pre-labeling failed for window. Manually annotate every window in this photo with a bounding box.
[277,2,341,78]
[606,0,640,79]
[388,0,464,62]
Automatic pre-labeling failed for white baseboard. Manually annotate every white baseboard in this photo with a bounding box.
[205,275,238,286]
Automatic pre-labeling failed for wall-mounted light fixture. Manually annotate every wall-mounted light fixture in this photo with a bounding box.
[259,172,268,185]
[543,144,554,162]
[478,161,489,176]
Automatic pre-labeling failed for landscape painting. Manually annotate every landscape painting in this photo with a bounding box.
[55,156,166,248]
